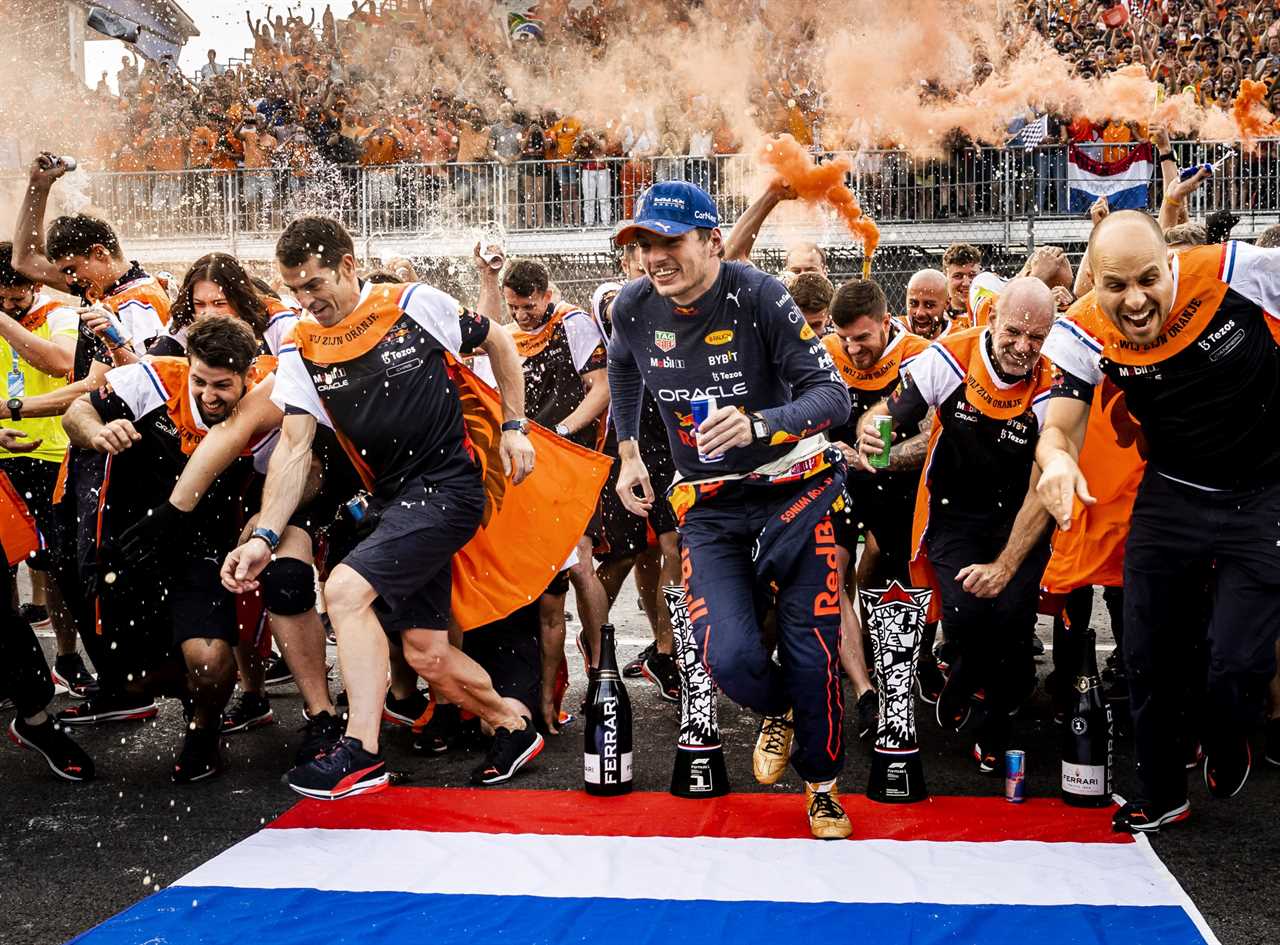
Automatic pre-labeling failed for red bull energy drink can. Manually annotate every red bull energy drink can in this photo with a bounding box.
[689,396,723,464]
[1005,749,1026,803]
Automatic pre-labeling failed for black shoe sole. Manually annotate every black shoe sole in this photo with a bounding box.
[7,721,92,782]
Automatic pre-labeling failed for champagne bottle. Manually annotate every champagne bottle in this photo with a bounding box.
[1061,627,1113,807]
[584,623,633,796]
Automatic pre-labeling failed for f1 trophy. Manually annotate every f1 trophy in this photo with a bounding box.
[860,581,932,803]
[664,584,730,798]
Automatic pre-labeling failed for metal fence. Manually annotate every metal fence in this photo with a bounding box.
[5,140,1275,247]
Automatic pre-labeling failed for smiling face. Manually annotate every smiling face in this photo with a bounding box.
[0,282,36,319]
[188,356,247,425]
[1090,215,1176,345]
[905,270,949,338]
[944,260,979,311]
[278,254,361,325]
[988,280,1055,376]
[191,279,235,320]
[503,285,553,332]
[633,228,722,306]
[55,245,118,298]
[833,312,891,371]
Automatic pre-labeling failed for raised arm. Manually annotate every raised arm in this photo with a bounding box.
[722,179,795,264]
[12,156,72,287]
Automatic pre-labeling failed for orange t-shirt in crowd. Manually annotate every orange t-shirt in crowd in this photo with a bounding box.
[188,126,217,168]
[550,117,582,159]
[455,124,490,163]
[146,134,186,172]
[240,129,277,169]
[1100,121,1134,162]
[115,143,146,173]
[361,128,407,166]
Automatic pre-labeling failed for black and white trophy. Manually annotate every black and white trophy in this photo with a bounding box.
[860,581,932,803]
[664,584,730,798]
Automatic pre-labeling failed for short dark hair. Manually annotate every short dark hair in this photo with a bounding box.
[502,259,550,297]
[0,243,35,288]
[45,215,122,262]
[186,314,259,376]
[1256,224,1280,248]
[942,242,981,269]
[170,253,268,335]
[276,216,355,271]
[364,270,400,284]
[829,279,887,328]
[789,272,834,312]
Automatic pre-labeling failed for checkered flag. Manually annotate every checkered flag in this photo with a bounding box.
[1010,114,1050,149]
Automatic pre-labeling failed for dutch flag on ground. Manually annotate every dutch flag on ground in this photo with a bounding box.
[69,788,1219,945]
[1067,143,1155,214]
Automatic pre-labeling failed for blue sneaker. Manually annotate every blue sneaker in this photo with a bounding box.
[286,736,388,800]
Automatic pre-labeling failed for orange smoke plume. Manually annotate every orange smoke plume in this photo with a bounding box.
[1232,80,1280,152]
[759,134,880,261]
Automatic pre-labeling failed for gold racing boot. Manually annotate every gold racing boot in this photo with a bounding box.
[805,780,853,840]
[753,709,794,785]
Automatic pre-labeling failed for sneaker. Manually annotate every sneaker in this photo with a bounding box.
[51,653,98,700]
[1112,798,1190,834]
[623,641,657,678]
[1029,634,1045,657]
[915,658,945,705]
[1203,735,1251,799]
[263,656,294,689]
[57,692,157,726]
[753,710,794,785]
[19,603,49,627]
[1185,741,1204,771]
[412,702,462,755]
[805,780,852,840]
[8,717,94,781]
[383,689,429,728]
[972,741,1001,775]
[854,689,878,740]
[287,736,388,800]
[935,662,973,733]
[221,692,274,734]
[294,710,344,766]
[641,651,680,703]
[1265,718,1280,768]
[171,727,223,783]
[470,718,544,785]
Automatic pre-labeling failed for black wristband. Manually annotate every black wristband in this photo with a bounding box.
[1158,151,1175,164]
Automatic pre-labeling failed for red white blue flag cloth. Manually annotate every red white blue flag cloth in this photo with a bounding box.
[1068,142,1155,214]
[69,788,1219,945]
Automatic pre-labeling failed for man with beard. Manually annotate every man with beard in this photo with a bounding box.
[904,269,959,340]
[942,242,982,325]
[1038,212,1280,832]
[857,278,1062,774]
[62,316,267,781]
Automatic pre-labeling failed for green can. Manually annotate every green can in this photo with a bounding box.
[869,415,893,469]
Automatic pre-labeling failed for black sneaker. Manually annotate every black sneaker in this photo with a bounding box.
[641,651,679,703]
[624,641,657,678]
[263,656,294,689]
[412,702,462,755]
[294,710,344,766]
[57,692,157,725]
[935,658,973,733]
[1265,718,1280,768]
[1204,735,1251,799]
[915,657,945,705]
[19,603,49,627]
[470,718,544,785]
[855,689,878,740]
[288,736,388,800]
[221,692,274,734]
[1112,799,1190,834]
[8,717,94,781]
[383,689,429,728]
[972,741,1002,775]
[172,727,224,783]
[1029,634,1045,657]
[51,653,98,700]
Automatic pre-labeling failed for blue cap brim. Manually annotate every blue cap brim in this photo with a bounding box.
[612,220,699,246]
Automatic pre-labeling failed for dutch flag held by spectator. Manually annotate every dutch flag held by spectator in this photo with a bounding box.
[1068,142,1155,214]
[68,788,1220,945]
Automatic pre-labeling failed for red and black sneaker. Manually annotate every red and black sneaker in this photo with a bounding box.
[470,718,543,785]
[1204,735,1251,799]
[382,688,429,728]
[172,727,224,783]
[287,736,388,800]
[1112,799,1190,834]
[51,653,98,700]
[8,717,94,782]
[57,693,157,726]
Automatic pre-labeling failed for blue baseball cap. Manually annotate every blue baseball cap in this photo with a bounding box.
[613,181,720,245]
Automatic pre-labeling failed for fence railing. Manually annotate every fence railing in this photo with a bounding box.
[4,141,1274,246]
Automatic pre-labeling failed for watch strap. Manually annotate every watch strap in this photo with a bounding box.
[250,526,281,551]
[500,418,528,433]
[1158,151,1175,164]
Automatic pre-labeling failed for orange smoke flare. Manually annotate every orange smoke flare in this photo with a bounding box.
[1232,79,1280,152]
[759,134,880,263]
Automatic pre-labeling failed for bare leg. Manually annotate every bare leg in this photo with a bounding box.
[837,546,874,698]
[568,535,607,665]
[324,564,392,752]
[400,628,524,731]
[44,574,79,658]
[596,553,638,606]
[234,639,267,695]
[538,591,567,734]
[181,638,237,729]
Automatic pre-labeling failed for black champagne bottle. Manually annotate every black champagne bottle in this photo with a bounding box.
[584,624,634,796]
[1061,627,1113,807]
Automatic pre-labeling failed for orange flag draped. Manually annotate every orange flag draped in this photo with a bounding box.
[0,471,40,567]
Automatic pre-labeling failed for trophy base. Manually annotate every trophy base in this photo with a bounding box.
[867,747,928,803]
[670,745,731,798]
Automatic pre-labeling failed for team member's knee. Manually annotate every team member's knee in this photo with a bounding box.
[401,631,451,680]
[324,567,371,620]
[259,557,316,616]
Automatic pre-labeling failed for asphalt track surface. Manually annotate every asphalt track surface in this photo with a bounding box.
[2,593,1277,945]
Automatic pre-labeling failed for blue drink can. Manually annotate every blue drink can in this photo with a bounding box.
[689,396,723,464]
[1005,749,1026,803]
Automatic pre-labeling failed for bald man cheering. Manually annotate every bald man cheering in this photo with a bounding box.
[858,278,1063,775]
[1039,211,1280,834]
[904,269,961,340]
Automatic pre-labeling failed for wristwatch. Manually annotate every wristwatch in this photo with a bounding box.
[554,422,570,437]
[750,413,770,444]
[1157,151,1175,164]
[249,526,281,551]
[7,398,22,422]
[501,418,529,434]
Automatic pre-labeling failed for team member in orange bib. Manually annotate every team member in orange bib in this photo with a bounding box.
[221,217,545,800]
[858,278,1066,774]
[1039,212,1280,833]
